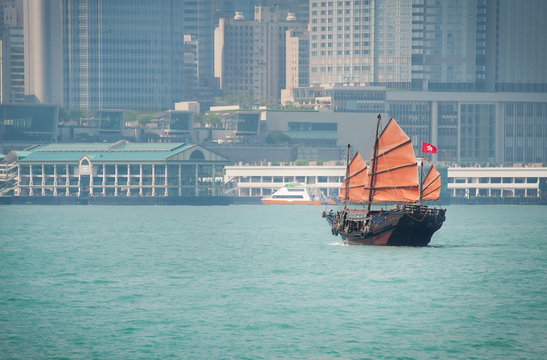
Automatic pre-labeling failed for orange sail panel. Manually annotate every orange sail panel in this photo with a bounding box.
[421,165,441,201]
[339,152,367,203]
[365,118,420,203]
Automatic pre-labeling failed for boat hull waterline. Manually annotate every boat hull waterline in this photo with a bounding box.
[262,183,336,205]
[323,205,446,246]
[262,199,336,205]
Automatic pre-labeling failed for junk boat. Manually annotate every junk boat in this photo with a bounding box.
[262,183,336,205]
[322,114,446,246]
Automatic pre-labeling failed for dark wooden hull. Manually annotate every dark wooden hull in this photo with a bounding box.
[323,205,446,246]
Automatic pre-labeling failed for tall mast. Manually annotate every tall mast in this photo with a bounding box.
[367,114,382,212]
[343,143,350,210]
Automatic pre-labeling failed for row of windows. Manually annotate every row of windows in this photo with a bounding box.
[288,122,337,131]
[312,1,370,7]
[311,50,370,56]
[312,8,370,15]
[311,17,370,24]
[238,176,343,183]
[312,33,370,40]
[311,25,371,32]
[312,41,370,47]
[311,65,371,72]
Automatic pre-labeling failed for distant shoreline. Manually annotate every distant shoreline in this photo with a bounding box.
[0,196,545,206]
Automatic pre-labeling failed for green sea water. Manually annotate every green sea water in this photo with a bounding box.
[1,205,546,359]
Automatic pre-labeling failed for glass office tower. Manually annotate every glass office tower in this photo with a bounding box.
[62,0,213,112]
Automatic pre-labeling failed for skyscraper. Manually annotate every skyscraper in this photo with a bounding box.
[215,5,302,103]
[62,0,186,111]
[24,0,215,111]
[23,0,63,105]
[308,0,547,92]
[2,26,24,103]
[309,0,376,85]
[1,0,24,103]
[489,0,547,92]
[282,26,309,104]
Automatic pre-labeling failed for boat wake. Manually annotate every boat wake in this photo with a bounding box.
[328,241,348,246]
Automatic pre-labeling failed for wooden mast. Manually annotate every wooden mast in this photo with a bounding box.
[367,114,382,212]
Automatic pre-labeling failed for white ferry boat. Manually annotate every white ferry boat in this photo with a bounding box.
[261,183,336,205]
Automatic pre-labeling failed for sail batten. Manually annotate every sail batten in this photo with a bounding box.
[339,152,368,203]
[376,139,412,157]
[326,115,446,246]
[364,118,420,203]
[420,165,441,201]
[368,162,417,175]
[339,117,441,205]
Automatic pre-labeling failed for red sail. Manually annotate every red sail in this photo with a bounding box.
[362,118,420,203]
[339,152,367,203]
[421,165,441,201]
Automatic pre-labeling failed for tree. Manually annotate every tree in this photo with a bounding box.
[218,92,255,108]
[125,110,138,123]
[203,113,222,128]
[141,132,160,142]
[137,114,153,126]
[59,108,86,125]
[266,131,292,145]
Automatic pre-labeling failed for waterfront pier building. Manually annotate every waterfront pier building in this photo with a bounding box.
[11,141,229,198]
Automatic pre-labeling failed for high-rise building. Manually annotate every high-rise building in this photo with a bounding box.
[61,0,187,111]
[23,0,215,111]
[183,35,199,101]
[309,0,376,85]
[0,0,24,103]
[215,5,302,103]
[488,0,547,92]
[192,0,215,92]
[281,26,309,104]
[309,0,547,93]
[23,0,63,105]
[411,0,484,91]
[2,26,24,103]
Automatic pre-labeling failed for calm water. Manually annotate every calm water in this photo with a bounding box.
[1,205,546,359]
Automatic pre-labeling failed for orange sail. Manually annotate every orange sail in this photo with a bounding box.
[363,118,420,203]
[421,165,441,201]
[339,152,368,203]
[339,118,424,204]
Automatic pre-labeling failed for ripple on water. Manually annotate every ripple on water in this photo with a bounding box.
[0,205,546,359]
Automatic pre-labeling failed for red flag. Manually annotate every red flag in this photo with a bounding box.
[422,142,437,153]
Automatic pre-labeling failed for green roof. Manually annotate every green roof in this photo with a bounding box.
[35,142,188,152]
[18,142,204,163]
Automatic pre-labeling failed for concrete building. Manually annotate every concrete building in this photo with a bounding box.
[308,0,547,93]
[490,0,547,92]
[1,26,24,103]
[225,163,547,202]
[215,6,301,103]
[263,110,379,159]
[281,26,309,105]
[11,141,229,198]
[447,166,547,199]
[309,0,375,85]
[23,0,63,105]
[225,163,345,198]
[289,86,547,164]
[0,103,58,147]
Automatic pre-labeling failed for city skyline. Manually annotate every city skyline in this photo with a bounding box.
[0,0,546,166]
[5,0,543,112]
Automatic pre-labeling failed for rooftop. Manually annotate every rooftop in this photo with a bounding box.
[16,141,227,163]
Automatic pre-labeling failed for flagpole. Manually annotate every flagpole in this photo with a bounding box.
[418,158,424,205]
